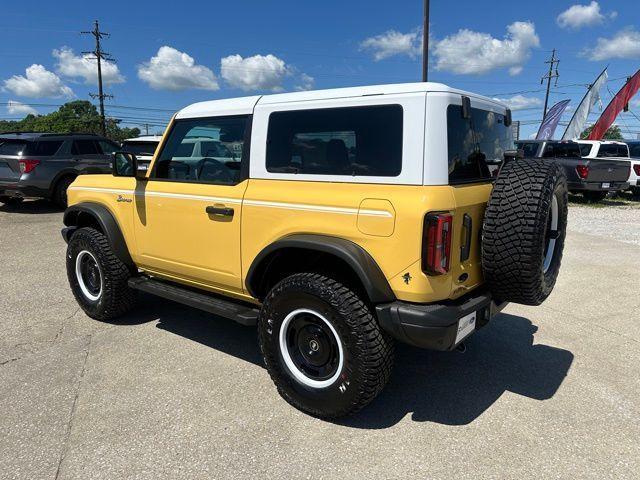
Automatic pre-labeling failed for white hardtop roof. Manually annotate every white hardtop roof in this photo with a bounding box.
[123,135,162,142]
[175,83,505,119]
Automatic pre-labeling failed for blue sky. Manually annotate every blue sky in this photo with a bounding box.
[1,0,639,139]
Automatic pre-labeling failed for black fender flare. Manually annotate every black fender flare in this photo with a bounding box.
[246,234,395,304]
[63,202,135,270]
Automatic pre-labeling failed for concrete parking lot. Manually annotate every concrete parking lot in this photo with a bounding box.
[1,200,639,479]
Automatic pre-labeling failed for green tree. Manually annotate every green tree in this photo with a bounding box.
[580,124,624,140]
[0,101,141,142]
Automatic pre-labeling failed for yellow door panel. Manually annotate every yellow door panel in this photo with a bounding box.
[133,180,248,292]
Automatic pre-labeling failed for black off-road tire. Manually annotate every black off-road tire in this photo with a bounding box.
[53,175,75,208]
[482,159,568,306]
[258,273,394,418]
[66,227,136,321]
[583,190,607,203]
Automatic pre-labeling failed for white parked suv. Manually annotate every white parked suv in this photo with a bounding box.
[121,135,162,168]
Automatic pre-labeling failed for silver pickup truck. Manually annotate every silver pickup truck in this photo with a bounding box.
[515,140,630,202]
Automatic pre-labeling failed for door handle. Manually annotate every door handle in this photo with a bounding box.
[206,205,234,217]
[460,214,472,262]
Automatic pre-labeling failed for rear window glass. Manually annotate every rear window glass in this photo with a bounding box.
[32,141,63,156]
[597,144,629,158]
[0,140,28,156]
[516,142,539,158]
[579,144,593,156]
[543,143,581,158]
[122,141,159,156]
[266,105,403,177]
[629,144,640,157]
[447,105,513,183]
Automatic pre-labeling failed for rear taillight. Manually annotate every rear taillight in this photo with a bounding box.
[634,164,640,176]
[19,159,39,174]
[422,213,453,275]
[576,165,589,180]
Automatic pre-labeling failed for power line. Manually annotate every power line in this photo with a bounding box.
[81,20,114,135]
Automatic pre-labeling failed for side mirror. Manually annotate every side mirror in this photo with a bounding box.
[112,152,147,180]
[505,108,512,127]
[461,96,472,119]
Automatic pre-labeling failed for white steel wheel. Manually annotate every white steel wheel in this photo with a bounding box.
[75,250,103,301]
[278,308,344,389]
[543,193,559,274]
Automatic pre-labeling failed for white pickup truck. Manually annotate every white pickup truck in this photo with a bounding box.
[577,140,635,199]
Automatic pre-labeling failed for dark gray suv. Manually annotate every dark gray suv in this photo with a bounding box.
[0,132,119,207]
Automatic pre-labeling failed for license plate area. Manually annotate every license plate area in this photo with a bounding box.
[601,182,610,189]
[455,311,477,344]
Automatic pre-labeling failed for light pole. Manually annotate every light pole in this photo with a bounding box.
[422,0,430,82]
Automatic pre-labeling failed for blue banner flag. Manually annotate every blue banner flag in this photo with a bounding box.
[536,99,571,140]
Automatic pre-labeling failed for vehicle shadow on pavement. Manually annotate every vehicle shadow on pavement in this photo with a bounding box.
[117,301,572,428]
[339,313,574,428]
[0,199,63,214]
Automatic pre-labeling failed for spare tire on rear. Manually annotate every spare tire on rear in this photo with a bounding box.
[481,159,568,306]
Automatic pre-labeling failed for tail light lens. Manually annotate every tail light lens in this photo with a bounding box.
[19,159,39,174]
[422,213,453,275]
[634,164,640,176]
[576,165,589,180]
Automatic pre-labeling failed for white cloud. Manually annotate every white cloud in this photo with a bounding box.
[3,64,74,98]
[221,54,290,92]
[137,46,219,91]
[586,28,640,60]
[556,2,615,30]
[433,22,539,75]
[360,29,421,61]
[53,47,124,85]
[295,73,315,91]
[7,100,37,116]
[492,94,543,111]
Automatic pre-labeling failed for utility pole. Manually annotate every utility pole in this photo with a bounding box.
[82,20,114,136]
[422,0,430,82]
[540,49,560,118]
[143,123,150,136]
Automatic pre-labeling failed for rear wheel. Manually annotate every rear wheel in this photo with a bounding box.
[66,227,136,320]
[583,190,607,202]
[53,176,75,208]
[258,273,394,418]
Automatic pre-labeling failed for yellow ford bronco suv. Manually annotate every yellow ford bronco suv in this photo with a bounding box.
[62,83,568,418]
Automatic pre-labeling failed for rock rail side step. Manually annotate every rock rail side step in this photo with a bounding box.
[128,277,259,326]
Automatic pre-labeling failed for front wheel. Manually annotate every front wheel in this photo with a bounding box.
[258,273,394,418]
[66,227,137,320]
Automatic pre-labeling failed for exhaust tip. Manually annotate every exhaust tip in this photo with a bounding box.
[456,342,467,353]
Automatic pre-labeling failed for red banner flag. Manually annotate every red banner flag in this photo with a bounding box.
[588,69,640,140]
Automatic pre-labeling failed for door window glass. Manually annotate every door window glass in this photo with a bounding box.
[153,116,248,185]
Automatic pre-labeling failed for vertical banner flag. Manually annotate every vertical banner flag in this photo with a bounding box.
[562,68,608,140]
[588,69,640,140]
[536,99,571,140]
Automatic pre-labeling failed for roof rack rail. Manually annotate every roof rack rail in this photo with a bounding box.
[40,132,101,137]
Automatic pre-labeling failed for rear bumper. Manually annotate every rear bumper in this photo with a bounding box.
[568,181,628,192]
[375,291,507,351]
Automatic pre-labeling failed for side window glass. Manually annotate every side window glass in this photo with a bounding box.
[266,105,403,177]
[72,140,99,155]
[32,141,63,156]
[97,140,118,155]
[153,116,247,185]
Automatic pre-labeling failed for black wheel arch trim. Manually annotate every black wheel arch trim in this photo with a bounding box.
[246,234,395,304]
[63,202,135,269]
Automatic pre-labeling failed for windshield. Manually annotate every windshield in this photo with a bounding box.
[516,142,540,158]
[122,141,159,157]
